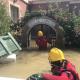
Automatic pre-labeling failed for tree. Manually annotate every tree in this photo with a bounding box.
[0,0,11,35]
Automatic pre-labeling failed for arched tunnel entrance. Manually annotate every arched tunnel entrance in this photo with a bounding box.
[22,16,65,49]
[29,24,56,49]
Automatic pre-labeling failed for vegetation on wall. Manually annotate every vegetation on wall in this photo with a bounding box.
[53,10,80,47]
[11,8,80,48]
[0,1,11,35]
[26,10,80,47]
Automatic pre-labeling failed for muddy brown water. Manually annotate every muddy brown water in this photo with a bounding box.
[0,50,50,79]
[0,49,80,79]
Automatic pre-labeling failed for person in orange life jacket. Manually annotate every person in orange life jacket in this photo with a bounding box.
[36,31,47,50]
[42,48,80,80]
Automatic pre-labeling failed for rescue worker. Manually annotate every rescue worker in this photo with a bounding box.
[42,48,80,80]
[36,31,47,50]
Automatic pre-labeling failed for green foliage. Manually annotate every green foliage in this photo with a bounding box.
[53,10,80,47]
[23,10,80,47]
[0,1,11,35]
[25,11,41,19]
[72,15,80,27]
[53,11,76,47]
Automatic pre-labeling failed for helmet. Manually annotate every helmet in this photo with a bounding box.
[37,31,43,37]
[48,48,65,62]
[26,73,43,80]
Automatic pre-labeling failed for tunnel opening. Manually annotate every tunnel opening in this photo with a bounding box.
[28,24,56,49]
[22,16,64,50]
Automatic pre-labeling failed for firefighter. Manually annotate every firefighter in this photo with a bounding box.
[36,31,47,50]
[42,48,80,80]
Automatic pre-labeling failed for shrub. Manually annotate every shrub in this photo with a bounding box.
[0,1,11,35]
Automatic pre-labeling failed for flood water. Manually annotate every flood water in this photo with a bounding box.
[0,50,50,79]
[0,49,80,79]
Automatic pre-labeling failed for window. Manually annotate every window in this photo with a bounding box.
[3,38,18,53]
[0,43,7,56]
[10,5,19,22]
[0,33,22,57]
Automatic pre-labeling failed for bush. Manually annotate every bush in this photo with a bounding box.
[0,1,11,35]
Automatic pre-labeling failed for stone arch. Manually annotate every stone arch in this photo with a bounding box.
[22,16,64,48]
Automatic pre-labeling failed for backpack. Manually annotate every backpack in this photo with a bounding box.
[61,60,80,80]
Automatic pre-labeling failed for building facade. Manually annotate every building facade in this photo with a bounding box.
[2,0,28,22]
[27,0,80,15]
